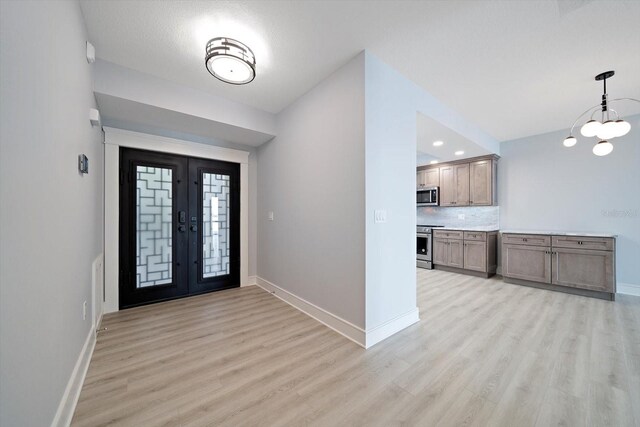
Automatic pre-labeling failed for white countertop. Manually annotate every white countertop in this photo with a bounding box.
[440,226,500,232]
[500,230,617,238]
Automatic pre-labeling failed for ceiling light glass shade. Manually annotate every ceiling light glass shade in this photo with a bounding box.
[580,119,601,137]
[563,136,577,147]
[454,150,464,156]
[205,37,256,85]
[592,140,613,156]
[429,160,439,164]
[614,119,631,137]
[596,120,619,140]
[433,141,444,146]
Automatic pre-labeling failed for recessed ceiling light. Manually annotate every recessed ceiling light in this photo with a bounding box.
[205,37,256,85]
[454,150,465,156]
[429,160,439,164]
[433,140,444,147]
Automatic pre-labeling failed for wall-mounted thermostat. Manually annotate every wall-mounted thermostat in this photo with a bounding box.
[78,154,89,174]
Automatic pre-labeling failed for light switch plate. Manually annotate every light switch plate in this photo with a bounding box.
[374,210,387,223]
[268,211,274,221]
[458,214,465,220]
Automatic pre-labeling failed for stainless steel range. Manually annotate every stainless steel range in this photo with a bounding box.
[417,225,444,269]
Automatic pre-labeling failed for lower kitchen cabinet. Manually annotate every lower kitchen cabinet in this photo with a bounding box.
[464,241,488,272]
[433,230,497,277]
[501,232,616,300]
[433,238,463,268]
[552,247,614,292]
[502,244,551,283]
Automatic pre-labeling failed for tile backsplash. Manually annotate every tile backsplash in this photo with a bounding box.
[417,206,499,228]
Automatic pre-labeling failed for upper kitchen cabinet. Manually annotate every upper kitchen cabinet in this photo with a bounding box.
[440,164,469,206]
[416,168,439,189]
[469,159,496,206]
[417,155,498,207]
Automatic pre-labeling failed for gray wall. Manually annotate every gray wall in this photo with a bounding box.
[0,1,104,425]
[364,53,420,329]
[499,114,640,286]
[257,53,366,327]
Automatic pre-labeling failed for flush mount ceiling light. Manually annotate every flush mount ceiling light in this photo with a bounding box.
[454,150,464,156]
[205,37,256,85]
[433,140,444,147]
[430,160,439,164]
[564,71,638,156]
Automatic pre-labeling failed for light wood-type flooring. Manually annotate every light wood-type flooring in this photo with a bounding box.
[72,269,640,426]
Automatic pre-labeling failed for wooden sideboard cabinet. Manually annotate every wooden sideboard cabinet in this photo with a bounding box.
[501,232,616,300]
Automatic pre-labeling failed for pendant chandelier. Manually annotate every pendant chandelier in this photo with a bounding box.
[563,71,638,156]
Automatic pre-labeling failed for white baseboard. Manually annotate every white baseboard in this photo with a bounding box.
[242,275,257,287]
[255,276,366,347]
[618,282,640,297]
[365,308,420,348]
[50,327,96,427]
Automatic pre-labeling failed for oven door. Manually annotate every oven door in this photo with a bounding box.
[417,232,431,261]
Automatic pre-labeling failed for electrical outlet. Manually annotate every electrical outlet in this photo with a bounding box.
[83,301,87,320]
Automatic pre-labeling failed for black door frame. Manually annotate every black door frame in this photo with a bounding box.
[119,147,240,309]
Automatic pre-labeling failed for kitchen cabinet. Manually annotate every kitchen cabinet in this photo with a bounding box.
[417,168,440,189]
[432,238,463,268]
[417,155,498,207]
[433,229,498,277]
[439,164,469,206]
[502,244,551,283]
[464,240,487,272]
[552,247,614,292]
[424,168,439,187]
[469,159,494,206]
[416,170,425,188]
[501,232,616,300]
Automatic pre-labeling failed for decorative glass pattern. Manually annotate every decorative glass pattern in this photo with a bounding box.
[202,173,230,277]
[136,166,172,287]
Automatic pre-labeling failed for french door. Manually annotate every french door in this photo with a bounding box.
[119,148,240,309]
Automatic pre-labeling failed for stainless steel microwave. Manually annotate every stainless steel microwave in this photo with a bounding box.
[417,186,439,206]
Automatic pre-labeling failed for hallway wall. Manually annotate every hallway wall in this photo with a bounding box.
[0,1,104,425]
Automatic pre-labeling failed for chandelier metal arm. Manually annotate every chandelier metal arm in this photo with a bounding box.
[610,97,640,104]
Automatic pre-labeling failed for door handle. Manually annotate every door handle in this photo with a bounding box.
[190,225,198,232]
[178,225,186,232]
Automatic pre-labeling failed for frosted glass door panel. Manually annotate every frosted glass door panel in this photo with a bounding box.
[202,173,230,277]
[136,166,172,287]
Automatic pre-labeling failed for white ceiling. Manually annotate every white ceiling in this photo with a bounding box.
[80,0,640,142]
[417,113,491,166]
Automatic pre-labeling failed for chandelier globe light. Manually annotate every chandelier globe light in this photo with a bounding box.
[564,71,638,157]
[593,140,614,156]
[563,136,577,147]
